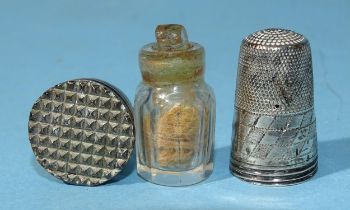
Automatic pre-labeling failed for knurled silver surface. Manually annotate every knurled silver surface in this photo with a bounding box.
[231,28,318,185]
[28,79,135,186]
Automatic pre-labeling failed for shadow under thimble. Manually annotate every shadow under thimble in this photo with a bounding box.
[230,28,318,186]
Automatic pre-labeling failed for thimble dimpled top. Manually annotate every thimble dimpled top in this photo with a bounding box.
[230,28,318,185]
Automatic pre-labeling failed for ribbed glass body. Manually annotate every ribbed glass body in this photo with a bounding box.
[135,79,215,186]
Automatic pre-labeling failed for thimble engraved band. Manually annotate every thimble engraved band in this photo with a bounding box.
[230,29,318,185]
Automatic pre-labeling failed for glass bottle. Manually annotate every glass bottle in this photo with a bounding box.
[135,24,215,186]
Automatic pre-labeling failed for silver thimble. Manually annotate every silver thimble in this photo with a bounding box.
[230,28,318,185]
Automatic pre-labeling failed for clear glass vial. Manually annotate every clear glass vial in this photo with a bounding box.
[135,24,215,186]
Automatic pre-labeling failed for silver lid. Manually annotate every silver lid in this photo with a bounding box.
[28,79,135,186]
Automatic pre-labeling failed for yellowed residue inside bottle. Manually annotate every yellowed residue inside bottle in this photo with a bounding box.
[142,101,211,169]
[156,105,199,167]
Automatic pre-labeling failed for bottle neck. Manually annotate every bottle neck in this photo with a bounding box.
[142,74,204,86]
[141,63,205,85]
